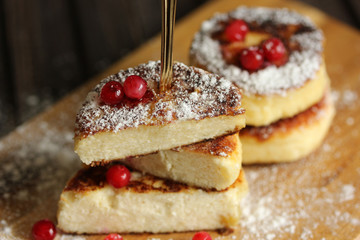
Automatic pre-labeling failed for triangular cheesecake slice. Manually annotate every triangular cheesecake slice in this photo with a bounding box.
[74,61,245,165]
[57,166,248,234]
[121,133,242,190]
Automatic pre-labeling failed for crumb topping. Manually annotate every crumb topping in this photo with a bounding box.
[190,7,324,96]
[75,61,244,136]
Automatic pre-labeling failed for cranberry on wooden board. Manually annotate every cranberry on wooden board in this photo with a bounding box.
[225,19,248,42]
[31,219,56,240]
[123,75,147,100]
[106,165,131,188]
[104,233,123,240]
[100,81,124,105]
[239,47,264,71]
[192,231,212,240]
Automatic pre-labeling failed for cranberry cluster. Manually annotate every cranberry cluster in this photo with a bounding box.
[100,75,148,105]
[225,20,286,71]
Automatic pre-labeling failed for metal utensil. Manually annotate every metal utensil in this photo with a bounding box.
[160,0,177,93]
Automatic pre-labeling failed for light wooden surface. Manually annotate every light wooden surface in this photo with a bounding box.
[1,0,360,239]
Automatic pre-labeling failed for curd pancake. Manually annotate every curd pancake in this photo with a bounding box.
[120,133,242,190]
[75,61,246,166]
[240,91,335,164]
[190,7,328,126]
[57,166,248,234]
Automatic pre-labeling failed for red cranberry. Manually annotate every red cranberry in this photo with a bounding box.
[262,37,286,62]
[100,81,124,105]
[32,219,56,240]
[106,165,131,188]
[122,89,154,108]
[192,231,212,240]
[123,75,147,100]
[239,47,264,71]
[104,233,123,240]
[225,20,248,42]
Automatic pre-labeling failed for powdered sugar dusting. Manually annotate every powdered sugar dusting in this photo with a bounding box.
[190,7,323,96]
[332,89,358,109]
[230,7,315,26]
[239,153,360,239]
[0,118,80,239]
[339,184,355,202]
[76,61,244,136]
[0,220,12,238]
[55,235,86,240]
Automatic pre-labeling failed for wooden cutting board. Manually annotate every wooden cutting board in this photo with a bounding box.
[1,0,360,239]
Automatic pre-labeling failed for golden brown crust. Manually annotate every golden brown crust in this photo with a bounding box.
[64,166,244,193]
[174,133,239,156]
[84,129,242,167]
[240,93,329,141]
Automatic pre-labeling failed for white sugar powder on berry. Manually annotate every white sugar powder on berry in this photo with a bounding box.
[190,7,324,96]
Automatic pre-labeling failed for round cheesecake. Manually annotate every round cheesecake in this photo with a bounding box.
[57,167,248,234]
[240,90,335,164]
[190,7,328,126]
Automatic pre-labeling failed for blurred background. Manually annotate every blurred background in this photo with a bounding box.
[0,0,359,138]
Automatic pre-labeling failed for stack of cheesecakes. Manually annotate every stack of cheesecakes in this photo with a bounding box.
[190,7,335,164]
[57,61,248,234]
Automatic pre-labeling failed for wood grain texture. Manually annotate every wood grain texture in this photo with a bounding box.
[300,0,360,28]
[0,0,360,239]
[71,0,207,75]
[0,1,16,137]
[345,0,360,28]
[0,0,207,137]
[3,0,84,123]
[3,0,42,122]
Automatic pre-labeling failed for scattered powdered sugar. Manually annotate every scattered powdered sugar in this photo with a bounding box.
[332,89,358,109]
[55,235,86,240]
[239,159,360,240]
[76,61,244,136]
[342,90,358,105]
[0,125,78,194]
[346,117,355,126]
[0,118,80,239]
[339,184,355,203]
[190,7,323,96]
[0,220,12,237]
[322,143,332,152]
[230,7,315,26]
[3,227,11,235]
